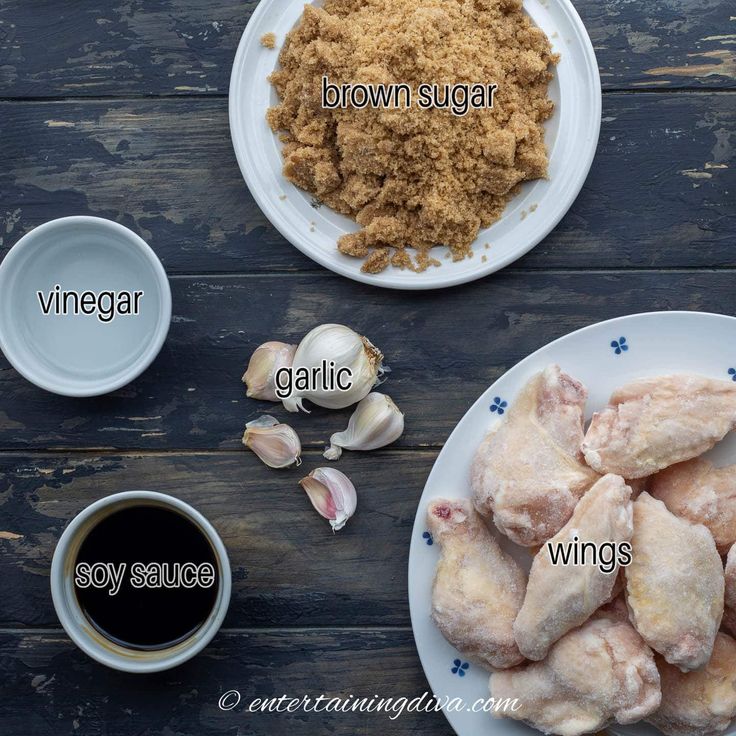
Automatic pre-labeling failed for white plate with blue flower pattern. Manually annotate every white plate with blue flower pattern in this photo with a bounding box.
[408,311,736,736]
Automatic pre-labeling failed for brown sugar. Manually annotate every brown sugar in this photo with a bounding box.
[267,0,557,274]
[260,32,277,49]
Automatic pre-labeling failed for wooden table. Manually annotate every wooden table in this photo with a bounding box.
[1,1,734,733]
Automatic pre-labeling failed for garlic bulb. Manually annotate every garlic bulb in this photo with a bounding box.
[243,341,297,402]
[242,415,301,468]
[283,324,383,413]
[299,467,357,532]
[324,392,404,460]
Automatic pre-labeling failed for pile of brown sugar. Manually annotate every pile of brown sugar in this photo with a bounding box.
[266,0,558,274]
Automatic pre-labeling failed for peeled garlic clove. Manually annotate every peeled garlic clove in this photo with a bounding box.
[243,341,297,402]
[243,415,301,468]
[324,392,404,460]
[283,324,384,413]
[299,467,357,532]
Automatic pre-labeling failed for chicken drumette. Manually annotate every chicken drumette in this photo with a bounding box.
[471,365,599,547]
[427,497,526,669]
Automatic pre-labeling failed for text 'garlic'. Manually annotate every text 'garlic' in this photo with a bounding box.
[243,415,301,469]
[324,392,404,460]
[243,341,297,402]
[283,324,383,412]
[300,467,357,532]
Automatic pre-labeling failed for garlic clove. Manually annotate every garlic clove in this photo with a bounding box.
[299,467,357,532]
[324,392,404,460]
[283,324,384,413]
[243,341,297,402]
[243,415,301,468]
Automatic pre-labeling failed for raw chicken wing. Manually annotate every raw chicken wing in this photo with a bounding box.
[471,365,599,547]
[582,374,736,479]
[492,610,661,736]
[626,492,724,671]
[722,543,736,638]
[427,498,526,669]
[647,632,736,736]
[514,474,633,660]
[651,458,736,554]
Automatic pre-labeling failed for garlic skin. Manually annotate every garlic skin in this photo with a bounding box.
[283,324,383,413]
[299,467,357,532]
[242,415,301,468]
[243,341,297,402]
[324,392,404,460]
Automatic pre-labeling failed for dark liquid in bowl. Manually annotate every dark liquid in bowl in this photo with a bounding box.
[74,505,219,650]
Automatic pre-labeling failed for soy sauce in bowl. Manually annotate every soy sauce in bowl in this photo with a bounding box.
[74,505,220,651]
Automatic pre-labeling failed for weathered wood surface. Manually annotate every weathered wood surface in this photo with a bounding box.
[0,0,734,97]
[1,0,735,733]
[1,94,734,273]
[2,271,736,451]
[0,450,436,628]
[1,629,450,735]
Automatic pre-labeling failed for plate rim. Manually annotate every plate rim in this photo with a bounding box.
[407,310,736,736]
[228,0,602,291]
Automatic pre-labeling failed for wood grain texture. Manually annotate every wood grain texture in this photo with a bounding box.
[0,450,435,628]
[0,0,734,97]
[1,94,734,273]
[2,271,736,451]
[0,629,449,735]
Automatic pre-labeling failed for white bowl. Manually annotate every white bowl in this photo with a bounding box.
[229,0,601,290]
[0,216,172,397]
[50,491,232,674]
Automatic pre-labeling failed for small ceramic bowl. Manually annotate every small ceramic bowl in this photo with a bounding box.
[50,491,232,673]
[0,216,172,397]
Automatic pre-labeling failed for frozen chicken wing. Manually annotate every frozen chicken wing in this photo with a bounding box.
[492,612,661,736]
[514,474,633,661]
[651,458,736,554]
[626,492,724,671]
[427,498,526,669]
[582,374,736,479]
[722,543,736,638]
[647,632,736,736]
[471,365,599,547]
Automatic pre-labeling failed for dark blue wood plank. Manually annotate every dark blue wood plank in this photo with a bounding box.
[1,94,734,274]
[0,0,734,96]
[1,271,736,451]
[0,450,434,627]
[0,629,448,735]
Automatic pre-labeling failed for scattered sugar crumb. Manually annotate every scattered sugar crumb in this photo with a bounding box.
[279,194,287,201]
[482,254,488,263]
[530,203,538,213]
[261,32,276,49]
[484,242,491,250]
[521,210,528,220]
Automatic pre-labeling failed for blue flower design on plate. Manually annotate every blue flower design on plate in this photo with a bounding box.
[611,337,628,355]
[422,531,433,546]
[490,397,508,415]
[729,368,736,382]
[451,659,470,677]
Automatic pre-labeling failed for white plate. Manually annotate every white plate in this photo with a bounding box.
[408,311,736,736]
[229,0,601,290]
